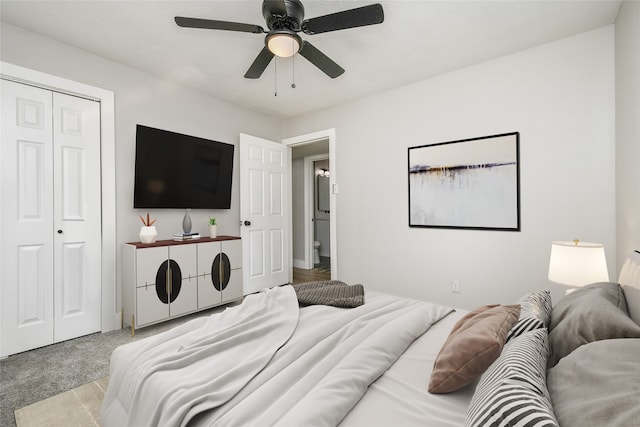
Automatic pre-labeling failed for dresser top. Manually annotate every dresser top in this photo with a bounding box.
[126,235,240,248]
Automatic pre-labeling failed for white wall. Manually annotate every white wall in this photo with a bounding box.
[1,23,284,314]
[1,21,622,313]
[284,26,616,309]
[615,1,640,271]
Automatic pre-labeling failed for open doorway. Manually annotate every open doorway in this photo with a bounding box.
[284,128,337,284]
[291,143,331,284]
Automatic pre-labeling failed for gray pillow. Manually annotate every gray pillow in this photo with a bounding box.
[547,339,640,427]
[548,282,640,367]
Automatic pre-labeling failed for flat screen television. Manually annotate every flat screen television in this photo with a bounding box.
[133,125,234,209]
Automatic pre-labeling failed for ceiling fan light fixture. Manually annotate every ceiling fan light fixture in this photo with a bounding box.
[266,31,301,58]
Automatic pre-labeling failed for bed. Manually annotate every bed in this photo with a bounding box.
[102,250,640,426]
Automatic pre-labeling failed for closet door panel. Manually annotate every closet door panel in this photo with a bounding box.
[53,92,102,342]
[17,245,48,326]
[0,80,54,357]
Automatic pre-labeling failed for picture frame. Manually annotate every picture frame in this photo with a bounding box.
[408,132,520,231]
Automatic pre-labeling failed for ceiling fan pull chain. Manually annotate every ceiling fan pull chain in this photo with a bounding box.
[292,50,296,89]
[291,39,297,89]
[274,56,278,96]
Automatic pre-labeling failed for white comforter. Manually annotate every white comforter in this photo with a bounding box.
[101,286,453,427]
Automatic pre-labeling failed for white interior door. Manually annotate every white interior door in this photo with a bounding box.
[240,133,289,294]
[53,92,102,342]
[0,80,102,356]
[1,80,55,356]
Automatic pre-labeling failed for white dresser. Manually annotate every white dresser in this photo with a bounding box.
[122,236,242,333]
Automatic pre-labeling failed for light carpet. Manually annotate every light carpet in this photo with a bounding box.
[1,301,240,427]
[15,377,108,427]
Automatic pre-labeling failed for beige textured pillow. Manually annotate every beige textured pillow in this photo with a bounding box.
[428,304,520,394]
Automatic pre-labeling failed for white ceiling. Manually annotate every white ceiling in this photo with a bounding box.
[0,0,621,119]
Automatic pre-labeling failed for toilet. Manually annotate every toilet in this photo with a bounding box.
[313,241,321,265]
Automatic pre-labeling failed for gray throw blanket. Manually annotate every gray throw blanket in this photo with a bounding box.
[292,280,365,308]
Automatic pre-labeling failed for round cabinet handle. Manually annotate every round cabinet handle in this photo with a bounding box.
[57,229,63,234]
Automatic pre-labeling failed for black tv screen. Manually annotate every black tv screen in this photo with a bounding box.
[133,125,234,209]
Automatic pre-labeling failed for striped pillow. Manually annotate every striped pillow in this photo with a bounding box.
[506,290,552,342]
[465,328,558,427]
[519,290,552,324]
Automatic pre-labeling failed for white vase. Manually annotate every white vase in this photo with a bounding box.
[208,225,218,238]
[139,226,157,244]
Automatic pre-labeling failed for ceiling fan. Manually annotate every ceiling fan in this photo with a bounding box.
[175,0,384,79]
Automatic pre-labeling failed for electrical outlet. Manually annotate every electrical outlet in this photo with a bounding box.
[451,280,460,294]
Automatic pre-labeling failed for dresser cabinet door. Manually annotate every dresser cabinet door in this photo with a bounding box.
[224,268,243,302]
[223,239,243,270]
[168,244,198,317]
[196,242,221,308]
[136,246,167,288]
[135,246,169,326]
[136,285,169,326]
[221,240,243,301]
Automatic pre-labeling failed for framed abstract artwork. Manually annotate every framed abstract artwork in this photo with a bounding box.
[408,132,520,231]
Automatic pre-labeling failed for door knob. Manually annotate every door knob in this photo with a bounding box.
[57,229,63,234]
[243,220,251,226]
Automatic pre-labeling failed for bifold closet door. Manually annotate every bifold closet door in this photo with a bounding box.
[1,80,55,357]
[0,80,101,357]
[52,90,102,342]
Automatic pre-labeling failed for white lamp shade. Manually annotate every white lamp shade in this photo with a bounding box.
[548,241,609,286]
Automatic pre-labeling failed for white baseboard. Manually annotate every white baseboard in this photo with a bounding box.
[293,258,307,269]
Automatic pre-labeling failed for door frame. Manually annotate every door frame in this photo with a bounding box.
[0,61,118,333]
[302,154,329,270]
[283,129,337,281]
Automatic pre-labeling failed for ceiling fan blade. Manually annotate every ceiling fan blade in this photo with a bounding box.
[298,41,345,79]
[302,3,383,35]
[175,17,264,34]
[244,47,275,79]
